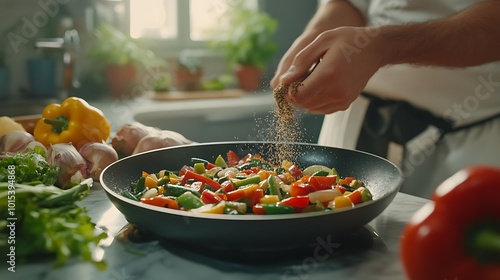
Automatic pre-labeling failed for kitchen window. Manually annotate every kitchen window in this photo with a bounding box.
[129,0,257,50]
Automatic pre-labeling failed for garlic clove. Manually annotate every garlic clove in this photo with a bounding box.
[47,143,88,189]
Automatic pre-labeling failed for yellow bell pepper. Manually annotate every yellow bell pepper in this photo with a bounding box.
[34,97,111,148]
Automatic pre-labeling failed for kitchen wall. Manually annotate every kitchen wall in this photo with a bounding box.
[0,0,93,101]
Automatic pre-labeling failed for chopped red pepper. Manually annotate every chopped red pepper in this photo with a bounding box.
[346,188,363,205]
[220,180,236,193]
[338,176,354,185]
[335,185,347,194]
[252,204,266,215]
[141,196,179,210]
[279,196,309,209]
[241,153,252,163]
[227,150,240,167]
[178,165,193,177]
[205,162,217,170]
[308,175,336,190]
[290,181,316,197]
[288,164,303,178]
[226,184,260,201]
[226,188,245,201]
[181,170,222,191]
[200,189,225,204]
[248,188,264,206]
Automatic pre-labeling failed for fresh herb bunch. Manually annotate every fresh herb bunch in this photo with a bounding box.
[0,149,108,269]
[0,147,59,185]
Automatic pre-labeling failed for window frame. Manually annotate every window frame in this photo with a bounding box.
[125,0,221,57]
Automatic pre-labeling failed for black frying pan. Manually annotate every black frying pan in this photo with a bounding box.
[100,141,403,251]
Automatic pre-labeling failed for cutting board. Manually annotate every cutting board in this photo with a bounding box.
[150,89,246,101]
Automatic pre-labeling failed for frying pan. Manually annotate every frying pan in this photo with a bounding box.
[100,141,403,251]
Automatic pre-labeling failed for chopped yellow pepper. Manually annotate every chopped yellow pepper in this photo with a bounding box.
[34,97,111,148]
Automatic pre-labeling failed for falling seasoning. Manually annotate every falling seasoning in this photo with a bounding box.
[270,81,305,165]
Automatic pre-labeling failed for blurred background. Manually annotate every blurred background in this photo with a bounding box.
[0,0,324,143]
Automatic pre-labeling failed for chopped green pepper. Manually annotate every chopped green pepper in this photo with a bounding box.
[131,176,145,193]
[262,204,294,214]
[164,184,201,197]
[361,187,373,202]
[193,162,206,174]
[350,179,364,189]
[233,175,261,188]
[214,154,228,168]
[311,170,330,177]
[177,192,205,210]
[224,201,247,214]
[268,175,282,200]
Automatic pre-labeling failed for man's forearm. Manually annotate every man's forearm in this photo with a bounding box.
[377,0,500,67]
[305,0,366,36]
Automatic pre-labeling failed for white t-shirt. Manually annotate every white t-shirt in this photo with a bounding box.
[318,0,500,198]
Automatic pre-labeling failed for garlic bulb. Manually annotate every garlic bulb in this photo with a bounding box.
[133,131,192,154]
[111,122,161,157]
[0,131,35,154]
[46,143,88,189]
[78,142,119,180]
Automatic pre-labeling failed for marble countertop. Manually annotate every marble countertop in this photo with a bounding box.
[5,183,429,280]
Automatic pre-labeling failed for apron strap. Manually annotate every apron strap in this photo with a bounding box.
[355,92,500,158]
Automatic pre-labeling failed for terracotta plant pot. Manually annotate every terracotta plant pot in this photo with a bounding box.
[105,64,137,97]
[235,65,262,92]
[173,66,203,91]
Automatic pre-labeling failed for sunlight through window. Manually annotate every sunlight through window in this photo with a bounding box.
[129,0,257,43]
[130,0,177,39]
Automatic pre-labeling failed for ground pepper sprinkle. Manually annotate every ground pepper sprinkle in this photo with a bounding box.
[270,81,304,165]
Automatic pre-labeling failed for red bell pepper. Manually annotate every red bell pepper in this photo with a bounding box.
[227,150,240,167]
[345,187,363,205]
[279,196,309,209]
[290,181,316,197]
[200,189,226,204]
[181,170,222,191]
[248,188,264,206]
[400,166,500,280]
[308,175,336,190]
[141,196,179,210]
[220,180,236,193]
[288,164,302,178]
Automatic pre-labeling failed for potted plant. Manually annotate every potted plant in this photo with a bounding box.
[86,24,163,97]
[152,74,171,93]
[172,50,203,91]
[207,0,278,92]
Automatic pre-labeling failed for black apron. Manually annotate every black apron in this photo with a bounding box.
[355,92,500,158]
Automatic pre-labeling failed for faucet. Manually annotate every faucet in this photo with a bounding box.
[35,29,80,98]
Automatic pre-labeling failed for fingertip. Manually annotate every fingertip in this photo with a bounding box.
[279,65,297,84]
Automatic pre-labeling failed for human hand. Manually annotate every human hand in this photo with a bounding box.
[270,32,319,89]
[275,26,385,114]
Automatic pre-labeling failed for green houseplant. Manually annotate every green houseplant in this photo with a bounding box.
[207,0,278,91]
[86,24,162,97]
